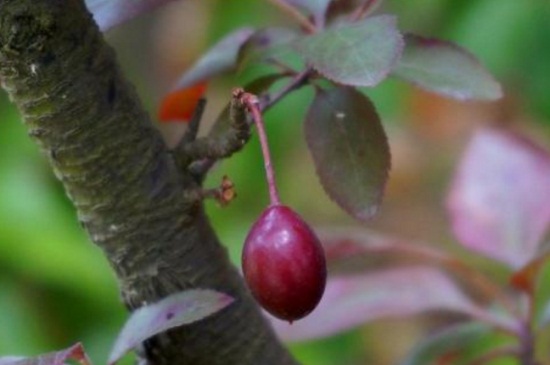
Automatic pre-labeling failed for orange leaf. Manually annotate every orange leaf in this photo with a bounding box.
[158,82,207,123]
[509,252,550,293]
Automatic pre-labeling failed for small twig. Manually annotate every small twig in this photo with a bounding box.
[261,69,311,111]
[180,98,207,145]
[518,322,539,365]
[172,93,251,172]
[350,0,380,22]
[236,89,281,206]
[267,0,317,34]
[444,258,522,322]
[203,175,237,206]
[467,345,519,365]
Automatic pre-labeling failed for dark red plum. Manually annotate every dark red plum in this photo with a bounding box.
[242,204,327,322]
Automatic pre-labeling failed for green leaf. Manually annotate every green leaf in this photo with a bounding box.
[108,290,233,365]
[401,322,490,365]
[305,86,390,221]
[393,34,503,100]
[294,15,403,87]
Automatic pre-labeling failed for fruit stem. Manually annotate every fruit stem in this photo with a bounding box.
[236,89,281,206]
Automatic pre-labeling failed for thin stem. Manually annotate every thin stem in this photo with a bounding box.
[350,0,380,22]
[261,69,312,111]
[518,322,539,365]
[444,257,521,320]
[267,0,317,34]
[237,89,281,206]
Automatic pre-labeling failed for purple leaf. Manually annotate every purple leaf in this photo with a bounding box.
[108,289,233,365]
[237,28,298,70]
[0,344,91,365]
[171,28,255,91]
[447,128,550,269]
[305,86,390,221]
[284,0,331,26]
[393,34,502,101]
[271,267,512,342]
[319,227,450,273]
[294,15,403,87]
[85,0,177,31]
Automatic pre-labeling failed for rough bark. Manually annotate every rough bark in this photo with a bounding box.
[0,1,297,364]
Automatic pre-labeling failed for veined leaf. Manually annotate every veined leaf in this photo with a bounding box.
[305,86,390,221]
[393,34,502,100]
[294,15,403,87]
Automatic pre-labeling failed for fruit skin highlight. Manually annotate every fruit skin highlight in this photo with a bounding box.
[242,204,327,322]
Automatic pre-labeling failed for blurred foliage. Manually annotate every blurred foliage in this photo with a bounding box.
[1,0,550,364]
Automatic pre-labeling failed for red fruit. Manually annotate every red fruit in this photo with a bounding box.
[242,205,326,322]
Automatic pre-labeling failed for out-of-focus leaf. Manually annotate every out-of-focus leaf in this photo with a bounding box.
[393,34,502,101]
[318,227,450,273]
[447,128,550,269]
[400,322,490,365]
[108,290,233,365]
[271,267,504,342]
[237,28,298,70]
[284,0,331,26]
[538,296,550,329]
[85,0,176,31]
[510,251,550,294]
[0,343,91,365]
[294,15,403,87]
[305,86,390,221]
[172,28,255,91]
[158,82,207,123]
[0,358,24,365]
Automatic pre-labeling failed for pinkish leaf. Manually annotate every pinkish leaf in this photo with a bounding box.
[85,0,177,31]
[318,227,450,273]
[108,289,233,365]
[0,344,91,365]
[447,128,550,269]
[305,87,390,221]
[393,34,502,101]
[294,15,403,87]
[271,267,515,342]
[171,28,255,91]
[237,28,299,70]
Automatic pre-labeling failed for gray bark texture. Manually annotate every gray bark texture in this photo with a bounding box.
[0,1,297,364]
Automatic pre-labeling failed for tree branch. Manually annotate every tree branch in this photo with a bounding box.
[0,1,296,364]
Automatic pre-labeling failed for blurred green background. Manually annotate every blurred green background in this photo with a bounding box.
[1,0,550,364]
